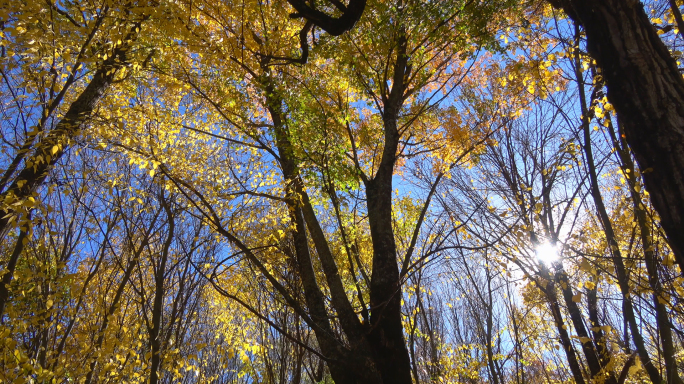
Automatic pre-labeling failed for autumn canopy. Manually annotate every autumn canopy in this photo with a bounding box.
[1,0,684,383]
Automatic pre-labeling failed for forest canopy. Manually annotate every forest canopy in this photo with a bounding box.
[1,0,684,383]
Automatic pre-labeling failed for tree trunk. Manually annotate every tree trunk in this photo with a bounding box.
[364,33,413,384]
[580,80,664,384]
[544,276,587,384]
[0,225,29,319]
[555,269,618,384]
[608,116,682,384]
[257,28,413,381]
[149,197,175,384]
[546,0,684,273]
[587,277,612,372]
[84,228,155,384]
[0,20,145,242]
[264,77,381,384]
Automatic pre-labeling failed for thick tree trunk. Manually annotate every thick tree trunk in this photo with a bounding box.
[364,34,413,384]
[366,173,413,384]
[609,117,683,384]
[265,78,382,384]
[546,0,684,273]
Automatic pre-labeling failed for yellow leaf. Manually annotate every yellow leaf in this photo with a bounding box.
[572,293,582,303]
[579,259,593,273]
[534,202,543,214]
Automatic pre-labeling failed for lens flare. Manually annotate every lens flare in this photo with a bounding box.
[536,242,559,265]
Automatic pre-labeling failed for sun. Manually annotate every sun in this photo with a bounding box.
[536,242,559,265]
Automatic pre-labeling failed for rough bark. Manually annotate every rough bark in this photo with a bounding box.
[580,82,664,384]
[609,117,682,384]
[546,0,684,274]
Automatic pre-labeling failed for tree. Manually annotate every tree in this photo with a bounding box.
[100,0,517,381]
[3,0,684,382]
[0,0,155,318]
[545,0,684,274]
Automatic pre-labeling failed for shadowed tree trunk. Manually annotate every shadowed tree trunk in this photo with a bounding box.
[608,116,683,384]
[546,0,684,274]
[579,69,665,384]
[149,195,175,384]
[232,29,415,383]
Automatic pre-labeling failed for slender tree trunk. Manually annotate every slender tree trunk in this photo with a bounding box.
[506,284,525,384]
[544,275,587,384]
[0,223,29,319]
[569,26,666,383]
[484,267,501,384]
[587,276,612,371]
[82,208,160,384]
[149,197,175,384]
[84,243,149,384]
[259,31,413,380]
[555,269,618,384]
[0,20,145,242]
[668,0,684,39]
[546,0,684,273]
[494,136,587,384]
[264,77,380,384]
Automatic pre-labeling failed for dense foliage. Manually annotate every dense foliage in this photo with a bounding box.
[1,0,683,383]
